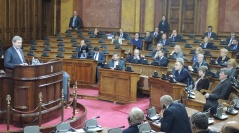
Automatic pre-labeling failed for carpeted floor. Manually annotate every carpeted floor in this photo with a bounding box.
[0,87,150,131]
[77,97,149,129]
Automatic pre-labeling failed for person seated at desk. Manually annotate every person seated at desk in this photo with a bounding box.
[111,33,122,44]
[153,49,168,67]
[151,27,161,43]
[144,31,153,49]
[221,121,239,133]
[190,112,218,133]
[227,58,238,79]
[152,43,164,59]
[203,68,232,114]
[170,45,185,60]
[78,46,88,59]
[160,95,191,133]
[69,11,82,30]
[123,107,144,133]
[171,58,194,86]
[107,52,125,70]
[193,66,210,91]
[130,33,143,50]
[191,47,203,63]
[169,30,181,42]
[188,54,209,72]
[203,25,217,40]
[158,33,171,46]
[128,49,143,64]
[226,32,236,45]
[215,48,230,66]
[119,28,128,40]
[4,36,28,69]
[199,36,213,49]
[76,40,89,57]
[90,28,101,38]
[227,38,239,52]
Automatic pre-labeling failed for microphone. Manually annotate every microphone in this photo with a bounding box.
[92,116,100,119]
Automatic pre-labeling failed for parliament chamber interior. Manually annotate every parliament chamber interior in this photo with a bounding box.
[0,0,239,133]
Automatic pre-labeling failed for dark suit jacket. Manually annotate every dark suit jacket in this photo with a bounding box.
[203,32,217,40]
[123,124,140,133]
[228,44,239,52]
[161,103,191,133]
[174,68,194,86]
[69,16,81,29]
[108,60,125,70]
[209,78,232,101]
[92,52,105,64]
[76,45,89,57]
[170,35,181,42]
[158,20,169,34]
[195,76,210,91]
[192,60,209,72]
[128,55,143,64]
[154,56,168,67]
[191,54,197,63]
[226,37,234,44]
[158,39,171,46]
[200,42,213,49]
[217,56,230,66]
[4,46,26,69]
[144,36,153,44]
[118,33,128,39]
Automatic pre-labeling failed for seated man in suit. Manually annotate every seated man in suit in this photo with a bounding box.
[107,53,125,70]
[128,49,143,64]
[190,112,218,133]
[199,36,213,49]
[227,38,239,52]
[152,43,163,58]
[144,31,153,50]
[69,11,81,30]
[123,107,144,133]
[92,46,106,83]
[169,30,181,42]
[76,40,89,58]
[160,95,191,133]
[203,68,232,114]
[188,54,208,72]
[226,32,236,45]
[153,49,168,67]
[119,28,128,40]
[171,58,193,86]
[4,36,28,69]
[158,33,171,46]
[151,27,161,43]
[203,25,217,40]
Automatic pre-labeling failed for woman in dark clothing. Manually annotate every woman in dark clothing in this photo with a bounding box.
[216,48,230,66]
[194,66,210,91]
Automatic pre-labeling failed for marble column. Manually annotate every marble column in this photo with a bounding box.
[206,0,219,33]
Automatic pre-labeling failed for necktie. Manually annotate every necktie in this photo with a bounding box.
[94,53,98,60]
[72,17,76,27]
[16,48,24,63]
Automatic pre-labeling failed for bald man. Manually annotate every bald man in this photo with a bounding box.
[221,121,239,133]
[160,95,191,133]
[69,11,82,29]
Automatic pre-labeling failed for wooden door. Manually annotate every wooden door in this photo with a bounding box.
[167,0,200,34]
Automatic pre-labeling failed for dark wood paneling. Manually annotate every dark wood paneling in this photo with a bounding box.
[0,0,56,50]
